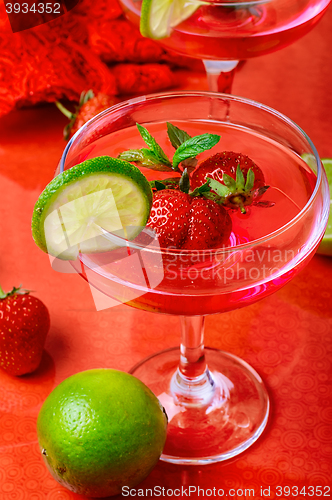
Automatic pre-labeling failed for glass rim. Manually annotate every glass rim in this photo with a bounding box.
[59,90,323,256]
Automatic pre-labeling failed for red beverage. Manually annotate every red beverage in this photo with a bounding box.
[74,120,321,315]
[120,0,331,60]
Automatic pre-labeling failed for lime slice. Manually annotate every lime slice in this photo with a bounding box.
[317,158,332,256]
[32,157,152,260]
[301,155,332,256]
[140,0,199,39]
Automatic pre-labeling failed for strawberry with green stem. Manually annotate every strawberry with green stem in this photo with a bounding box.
[0,285,50,376]
[191,151,272,213]
[56,90,118,140]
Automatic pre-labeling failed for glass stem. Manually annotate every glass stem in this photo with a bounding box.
[179,316,207,378]
[203,59,239,93]
[171,316,215,407]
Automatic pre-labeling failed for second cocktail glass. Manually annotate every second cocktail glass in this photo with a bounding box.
[119,0,331,92]
[58,92,329,464]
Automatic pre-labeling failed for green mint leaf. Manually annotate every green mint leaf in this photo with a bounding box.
[245,168,255,191]
[118,149,146,162]
[149,180,166,190]
[198,181,211,193]
[136,123,172,167]
[235,165,245,191]
[179,168,190,194]
[162,177,181,188]
[118,149,173,172]
[172,134,220,170]
[155,181,166,191]
[167,122,192,149]
[207,178,230,198]
[167,123,199,169]
[150,177,180,190]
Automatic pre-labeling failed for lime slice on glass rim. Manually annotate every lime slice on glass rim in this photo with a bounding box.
[31,156,153,260]
[140,0,199,39]
[302,154,332,256]
[318,158,332,256]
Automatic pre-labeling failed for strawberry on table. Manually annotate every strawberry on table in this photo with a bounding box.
[0,286,50,376]
[56,90,119,140]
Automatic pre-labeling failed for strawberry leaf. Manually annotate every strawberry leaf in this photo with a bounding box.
[172,134,220,170]
[0,285,29,299]
[56,90,95,141]
[202,191,225,204]
[207,178,230,198]
[235,164,245,190]
[137,124,172,167]
[55,101,73,120]
[222,173,237,191]
[118,149,173,171]
[245,168,255,191]
[167,122,191,149]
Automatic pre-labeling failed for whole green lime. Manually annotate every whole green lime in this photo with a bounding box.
[37,369,167,497]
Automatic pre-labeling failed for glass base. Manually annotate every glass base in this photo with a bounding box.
[129,347,269,465]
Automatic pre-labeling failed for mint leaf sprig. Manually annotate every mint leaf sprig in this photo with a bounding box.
[118,149,173,172]
[172,133,220,171]
[166,122,197,171]
[167,122,191,149]
[118,122,220,173]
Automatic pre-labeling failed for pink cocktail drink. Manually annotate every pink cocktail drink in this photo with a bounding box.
[66,120,320,316]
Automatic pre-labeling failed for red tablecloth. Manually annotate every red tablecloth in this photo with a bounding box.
[0,6,332,499]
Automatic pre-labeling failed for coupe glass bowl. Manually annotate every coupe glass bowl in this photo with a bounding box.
[58,92,329,464]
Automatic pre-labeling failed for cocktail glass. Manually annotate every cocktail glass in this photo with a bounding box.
[119,0,331,93]
[58,91,329,464]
